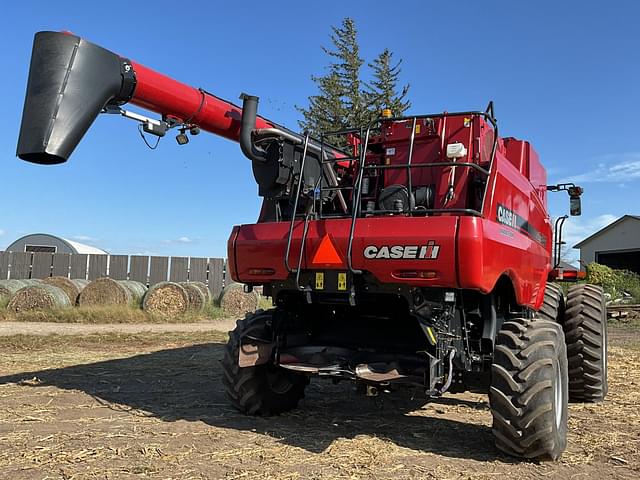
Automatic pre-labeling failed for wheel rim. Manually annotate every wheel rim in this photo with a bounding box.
[266,367,293,395]
[554,361,563,429]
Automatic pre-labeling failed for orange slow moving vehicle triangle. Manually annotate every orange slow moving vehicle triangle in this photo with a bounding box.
[311,234,344,265]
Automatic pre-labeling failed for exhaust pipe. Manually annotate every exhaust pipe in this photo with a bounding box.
[16,31,135,164]
[239,93,268,163]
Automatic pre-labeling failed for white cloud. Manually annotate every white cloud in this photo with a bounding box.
[562,214,618,249]
[563,153,640,183]
[162,236,193,245]
[0,229,4,236]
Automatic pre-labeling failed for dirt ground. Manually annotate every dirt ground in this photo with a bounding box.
[0,325,638,479]
[0,319,237,337]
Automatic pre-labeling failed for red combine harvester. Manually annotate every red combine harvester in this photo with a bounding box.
[17,32,607,460]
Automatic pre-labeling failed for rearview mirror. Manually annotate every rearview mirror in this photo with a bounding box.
[570,195,581,216]
[568,186,583,216]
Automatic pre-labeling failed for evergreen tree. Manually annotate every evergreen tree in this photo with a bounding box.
[298,18,410,144]
[366,48,410,118]
[298,18,365,145]
[298,71,348,144]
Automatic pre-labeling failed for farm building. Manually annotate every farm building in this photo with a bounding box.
[574,215,640,273]
[4,233,108,255]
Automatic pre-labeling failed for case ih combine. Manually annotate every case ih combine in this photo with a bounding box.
[17,31,607,460]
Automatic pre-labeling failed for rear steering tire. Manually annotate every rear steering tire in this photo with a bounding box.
[563,284,608,402]
[490,318,568,460]
[536,282,564,323]
[222,310,308,415]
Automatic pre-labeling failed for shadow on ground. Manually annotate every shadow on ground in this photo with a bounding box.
[0,342,506,462]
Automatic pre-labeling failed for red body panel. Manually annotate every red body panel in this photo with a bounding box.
[230,216,459,287]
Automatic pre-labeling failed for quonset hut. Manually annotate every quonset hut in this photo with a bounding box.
[5,233,108,255]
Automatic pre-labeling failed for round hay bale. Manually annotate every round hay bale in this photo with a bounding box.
[118,281,147,306]
[78,278,146,306]
[7,284,71,312]
[219,282,259,317]
[142,282,190,317]
[42,277,89,305]
[0,279,42,300]
[0,280,32,299]
[179,282,210,311]
[190,282,211,303]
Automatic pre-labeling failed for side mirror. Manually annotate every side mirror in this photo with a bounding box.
[568,186,583,216]
[570,195,581,216]
[546,183,584,216]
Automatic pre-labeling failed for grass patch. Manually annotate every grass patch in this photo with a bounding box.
[0,297,8,310]
[0,304,228,324]
[258,296,273,310]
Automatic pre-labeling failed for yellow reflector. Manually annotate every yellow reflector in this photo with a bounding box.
[382,108,392,118]
[337,272,347,291]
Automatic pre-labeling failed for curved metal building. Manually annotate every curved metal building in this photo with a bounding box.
[5,233,107,255]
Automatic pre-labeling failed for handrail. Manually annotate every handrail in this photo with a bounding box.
[284,133,311,273]
[304,108,500,276]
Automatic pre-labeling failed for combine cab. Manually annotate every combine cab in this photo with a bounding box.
[16,31,608,460]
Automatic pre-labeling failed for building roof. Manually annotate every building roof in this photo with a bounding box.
[6,233,108,255]
[61,238,108,255]
[573,215,640,248]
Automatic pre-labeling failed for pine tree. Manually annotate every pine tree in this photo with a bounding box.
[297,18,410,144]
[298,71,348,143]
[298,18,365,144]
[323,18,366,127]
[366,48,411,118]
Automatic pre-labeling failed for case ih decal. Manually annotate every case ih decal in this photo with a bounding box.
[364,241,440,260]
[496,204,547,246]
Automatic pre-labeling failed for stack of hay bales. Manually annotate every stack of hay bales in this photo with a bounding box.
[7,283,71,312]
[142,281,211,316]
[218,282,259,316]
[42,277,89,305]
[78,278,147,306]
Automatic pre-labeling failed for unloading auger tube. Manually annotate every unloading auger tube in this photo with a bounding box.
[16,31,345,203]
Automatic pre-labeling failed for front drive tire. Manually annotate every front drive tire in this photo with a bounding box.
[564,284,608,402]
[490,318,568,460]
[222,310,308,416]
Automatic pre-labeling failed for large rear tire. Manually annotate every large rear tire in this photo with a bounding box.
[222,310,308,415]
[490,318,568,460]
[536,282,564,323]
[563,284,608,402]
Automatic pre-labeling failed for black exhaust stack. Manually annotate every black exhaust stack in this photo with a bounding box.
[16,31,136,165]
[239,93,268,163]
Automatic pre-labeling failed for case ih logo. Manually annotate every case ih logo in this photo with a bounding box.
[363,241,440,260]
[496,204,547,246]
[497,204,518,228]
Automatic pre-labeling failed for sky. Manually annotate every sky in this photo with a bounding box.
[1,1,638,259]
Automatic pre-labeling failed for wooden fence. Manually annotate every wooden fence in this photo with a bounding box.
[0,252,226,298]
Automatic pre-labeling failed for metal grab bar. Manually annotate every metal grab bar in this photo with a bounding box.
[284,133,311,274]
